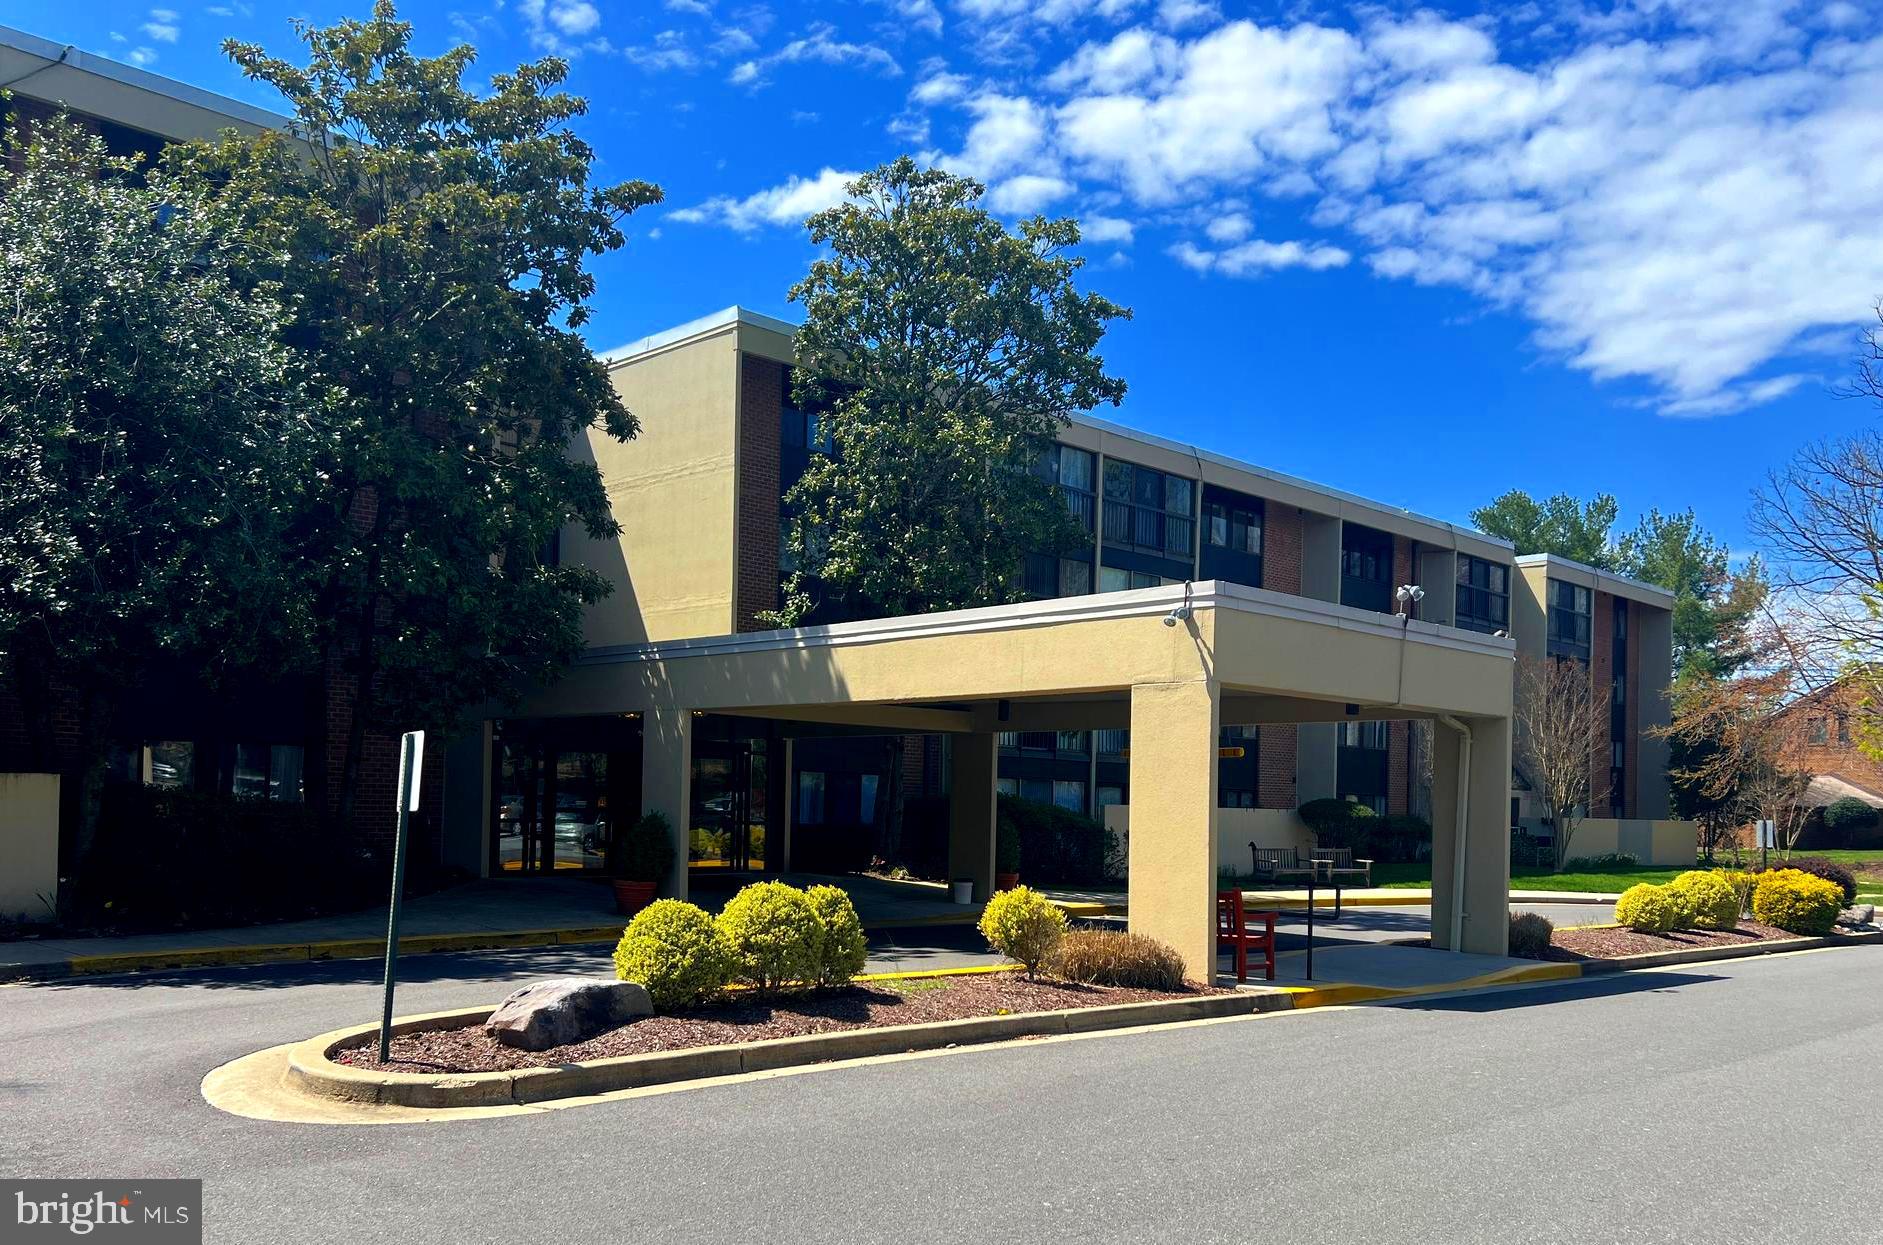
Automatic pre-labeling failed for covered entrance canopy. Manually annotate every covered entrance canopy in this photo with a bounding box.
[510,582,1516,979]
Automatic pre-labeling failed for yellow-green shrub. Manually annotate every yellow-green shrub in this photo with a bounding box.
[1721,870,1757,916]
[1614,883,1680,933]
[613,899,728,1010]
[716,880,820,992]
[1671,871,1740,931]
[978,885,1067,979]
[1751,868,1842,935]
[805,883,869,987]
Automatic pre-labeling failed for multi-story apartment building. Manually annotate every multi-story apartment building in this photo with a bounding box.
[494,306,1676,881]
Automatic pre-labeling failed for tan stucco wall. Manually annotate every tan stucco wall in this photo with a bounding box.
[570,328,740,645]
[1565,818,1696,868]
[0,772,60,922]
[1105,804,1313,874]
[1513,562,1549,659]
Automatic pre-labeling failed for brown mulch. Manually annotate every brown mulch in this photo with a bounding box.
[1543,920,1801,961]
[336,974,1227,1074]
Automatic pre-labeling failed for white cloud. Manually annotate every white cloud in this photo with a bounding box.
[1172,237,1352,275]
[666,0,713,14]
[985,173,1074,213]
[880,0,945,37]
[141,9,179,42]
[669,167,859,232]
[624,31,700,72]
[1082,214,1135,243]
[125,46,157,66]
[1045,28,1179,93]
[549,1,600,36]
[1156,0,1218,32]
[946,93,1054,183]
[911,71,972,105]
[730,22,901,88]
[1204,211,1250,243]
[518,0,612,56]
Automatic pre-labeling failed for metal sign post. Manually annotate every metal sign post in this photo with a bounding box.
[1756,818,1776,871]
[377,730,425,1064]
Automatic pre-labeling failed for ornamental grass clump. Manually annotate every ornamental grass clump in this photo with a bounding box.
[805,883,869,987]
[1751,868,1843,936]
[1614,883,1681,934]
[1507,911,1555,959]
[717,880,821,993]
[613,899,729,1010]
[978,886,1066,979]
[1050,929,1186,990]
[1670,871,1741,931]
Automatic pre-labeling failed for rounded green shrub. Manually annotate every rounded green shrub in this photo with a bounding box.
[716,880,821,992]
[1296,797,1378,851]
[1508,911,1554,959]
[977,885,1067,979]
[613,899,728,1010]
[1614,883,1680,934]
[1671,871,1741,931]
[1751,868,1843,935]
[1821,796,1879,843]
[1785,856,1858,906]
[805,883,869,987]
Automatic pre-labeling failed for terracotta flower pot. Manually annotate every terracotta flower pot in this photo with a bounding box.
[996,872,1020,891]
[613,879,656,916]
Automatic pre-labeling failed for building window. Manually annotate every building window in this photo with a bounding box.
[1096,784,1125,809]
[1220,788,1256,808]
[1204,499,1262,556]
[1053,780,1087,813]
[1102,460,1195,561]
[797,771,827,825]
[997,777,1019,796]
[1019,777,1053,804]
[1024,552,1094,600]
[1199,489,1265,590]
[1340,524,1394,614]
[1099,566,1177,592]
[779,406,831,453]
[1056,731,1089,754]
[1838,714,1852,746]
[1094,730,1128,757]
[146,740,195,789]
[1337,721,1388,750]
[1809,717,1829,745]
[1036,444,1097,531]
[1547,579,1592,660]
[232,743,305,803]
[1454,556,1509,633]
[858,774,880,825]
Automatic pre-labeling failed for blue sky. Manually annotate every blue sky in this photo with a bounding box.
[11,0,1883,552]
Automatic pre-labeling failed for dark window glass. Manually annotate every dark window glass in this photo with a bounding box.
[1455,555,1511,633]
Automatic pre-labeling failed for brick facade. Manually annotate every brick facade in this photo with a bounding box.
[1780,679,1883,796]
[1256,724,1296,809]
[735,354,785,633]
[1263,506,1303,595]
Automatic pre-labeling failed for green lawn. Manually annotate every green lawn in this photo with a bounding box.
[1359,850,1883,897]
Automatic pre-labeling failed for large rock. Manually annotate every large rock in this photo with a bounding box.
[483,979,652,1051]
[1838,904,1875,928]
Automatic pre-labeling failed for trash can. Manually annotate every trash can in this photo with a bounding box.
[951,879,974,905]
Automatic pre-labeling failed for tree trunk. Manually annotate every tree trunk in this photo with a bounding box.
[334,599,379,843]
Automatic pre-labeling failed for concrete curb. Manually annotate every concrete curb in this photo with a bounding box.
[286,990,1298,1109]
[1574,927,1883,974]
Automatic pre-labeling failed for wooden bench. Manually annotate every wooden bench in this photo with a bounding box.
[1247,846,1316,884]
[1306,847,1373,888]
[1217,890,1277,982]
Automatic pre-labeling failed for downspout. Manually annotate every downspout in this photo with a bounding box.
[1436,714,1472,951]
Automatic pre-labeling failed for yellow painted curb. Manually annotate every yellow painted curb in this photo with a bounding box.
[1286,961,1582,1009]
[853,964,1023,982]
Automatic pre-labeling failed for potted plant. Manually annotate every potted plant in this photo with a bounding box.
[608,811,676,916]
[995,819,1021,891]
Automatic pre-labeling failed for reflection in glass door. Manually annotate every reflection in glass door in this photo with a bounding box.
[689,737,770,872]
[492,718,637,875]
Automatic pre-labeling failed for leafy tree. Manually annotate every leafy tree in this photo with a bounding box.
[766,158,1128,861]
[768,157,1129,625]
[170,4,662,830]
[1618,510,1763,679]
[1514,655,1612,870]
[1470,490,1621,569]
[0,117,314,864]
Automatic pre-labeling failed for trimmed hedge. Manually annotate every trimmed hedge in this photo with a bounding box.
[1297,798,1377,851]
[978,885,1066,979]
[613,899,729,1010]
[717,880,821,992]
[805,883,869,987]
[1615,883,1681,933]
[1671,871,1741,931]
[1751,869,1843,935]
[996,795,1110,886]
[1784,856,1858,906]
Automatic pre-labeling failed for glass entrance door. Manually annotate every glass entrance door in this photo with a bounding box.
[492,718,638,875]
[689,736,770,872]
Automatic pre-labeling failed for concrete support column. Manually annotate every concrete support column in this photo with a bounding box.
[948,733,998,901]
[440,722,493,877]
[1430,714,1513,954]
[641,706,693,901]
[1127,678,1220,981]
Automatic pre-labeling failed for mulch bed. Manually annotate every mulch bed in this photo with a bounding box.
[1544,920,1800,961]
[336,974,1227,1074]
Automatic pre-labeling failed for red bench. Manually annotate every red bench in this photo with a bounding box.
[1217,890,1278,982]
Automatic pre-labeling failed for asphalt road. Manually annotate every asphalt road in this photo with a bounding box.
[3,942,1874,1244]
